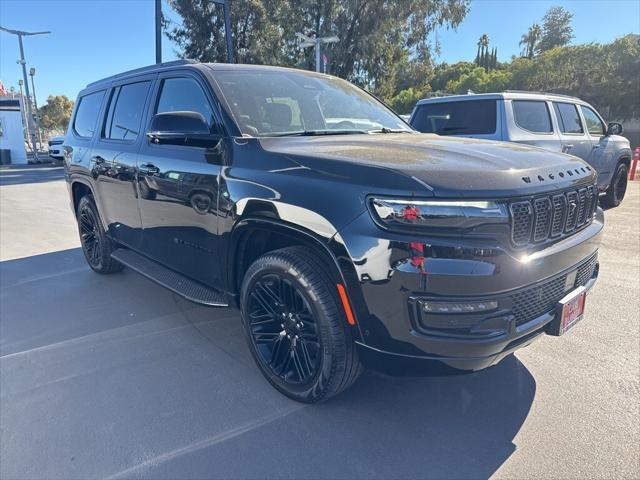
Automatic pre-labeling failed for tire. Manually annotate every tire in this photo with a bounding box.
[240,246,362,403]
[77,194,123,274]
[601,162,629,208]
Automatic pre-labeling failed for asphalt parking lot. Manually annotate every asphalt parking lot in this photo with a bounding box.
[1,166,638,479]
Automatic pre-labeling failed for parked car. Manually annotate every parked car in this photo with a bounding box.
[48,135,65,162]
[64,61,602,402]
[410,92,632,207]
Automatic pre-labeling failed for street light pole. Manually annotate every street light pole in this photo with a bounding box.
[155,0,162,63]
[0,26,50,162]
[296,33,339,72]
[29,68,43,147]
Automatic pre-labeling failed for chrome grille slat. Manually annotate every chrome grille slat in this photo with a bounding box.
[509,184,596,247]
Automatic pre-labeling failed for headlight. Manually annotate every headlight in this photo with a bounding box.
[369,198,508,231]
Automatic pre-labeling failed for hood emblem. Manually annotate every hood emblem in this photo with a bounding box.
[521,166,591,184]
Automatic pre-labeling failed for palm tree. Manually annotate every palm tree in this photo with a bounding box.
[519,23,541,58]
[476,34,490,68]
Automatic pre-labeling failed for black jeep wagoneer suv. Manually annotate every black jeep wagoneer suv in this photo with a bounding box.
[64,60,602,402]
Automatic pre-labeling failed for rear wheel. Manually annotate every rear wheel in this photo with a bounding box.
[602,162,629,208]
[77,195,123,274]
[240,247,362,403]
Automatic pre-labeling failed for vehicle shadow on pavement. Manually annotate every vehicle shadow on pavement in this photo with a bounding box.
[0,248,535,480]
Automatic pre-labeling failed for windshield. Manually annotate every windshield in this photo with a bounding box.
[213,69,412,137]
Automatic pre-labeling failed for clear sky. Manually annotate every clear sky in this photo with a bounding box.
[1,0,638,105]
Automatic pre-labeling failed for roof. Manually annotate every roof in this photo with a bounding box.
[85,60,332,91]
[85,59,199,88]
[415,91,586,106]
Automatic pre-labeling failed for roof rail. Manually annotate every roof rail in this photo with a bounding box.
[86,59,198,88]
[503,90,577,99]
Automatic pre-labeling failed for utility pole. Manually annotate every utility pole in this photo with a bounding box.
[155,0,162,63]
[296,32,339,72]
[0,26,50,162]
[29,67,43,147]
[210,0,233,63]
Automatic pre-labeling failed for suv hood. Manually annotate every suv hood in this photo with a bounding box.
[258,133,596,197]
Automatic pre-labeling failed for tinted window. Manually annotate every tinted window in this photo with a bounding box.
[580,105,605,136]
[411,100,497,135]
[214,70,410,136]
[156,78,219,133]
[553,102,584,134]
[513,100,552,133]
[73,91,105,138]
[105,81,150,140]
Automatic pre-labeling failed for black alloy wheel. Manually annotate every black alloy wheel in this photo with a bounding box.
[247,273,320,384]
[602,162,629,208]
[240,247,362,403]
[77,195,123,274]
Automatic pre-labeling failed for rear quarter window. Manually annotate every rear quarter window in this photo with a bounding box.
[73,91,105,138]
[411,100,496,135]
[513,100,553,133]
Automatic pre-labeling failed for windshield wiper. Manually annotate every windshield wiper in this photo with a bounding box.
[368,127,413,134]
[266,129,369,137]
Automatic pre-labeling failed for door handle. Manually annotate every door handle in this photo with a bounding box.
[92,155,105,164]
[592,144,601,149]
[139,163,160,174]
[562,144,574,153]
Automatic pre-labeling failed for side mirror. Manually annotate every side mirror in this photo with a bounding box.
[606,122,623,136]
[146,111,220,147]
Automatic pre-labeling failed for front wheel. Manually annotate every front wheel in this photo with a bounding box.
[601,162,629,208]
[240,247,362,403]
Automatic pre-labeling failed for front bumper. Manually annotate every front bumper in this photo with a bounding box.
[48,145,64,159]
[334,207,604,375]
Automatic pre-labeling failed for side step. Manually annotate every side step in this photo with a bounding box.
[111,248,228,307]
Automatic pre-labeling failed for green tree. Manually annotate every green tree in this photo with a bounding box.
[38,95,74,131]
[449,67,512,94]
[388,85,432,115]
[165,0,470,99]
[538,6,573,52]
[475,33,490,69]
[430,61,476,92]
[519,23,541,58]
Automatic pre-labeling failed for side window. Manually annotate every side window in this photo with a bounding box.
[553,102,584,134]
[104,81,151,141]
[513,100,552,133]
[580,105,606,136]
[155,77,220,133]
[410,100,497,135]
[73,91,105,138]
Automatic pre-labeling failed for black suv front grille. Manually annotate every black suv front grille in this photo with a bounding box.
[511,252,598,326]
[509,184,597,247]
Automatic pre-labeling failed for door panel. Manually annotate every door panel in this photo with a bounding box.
[137,73,226,288]
[579,105,616,190]
[137,147,222,286]
[552,102,591,161]
[93,80,153,248]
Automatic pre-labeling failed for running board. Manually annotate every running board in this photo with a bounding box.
[111,248,228,307]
